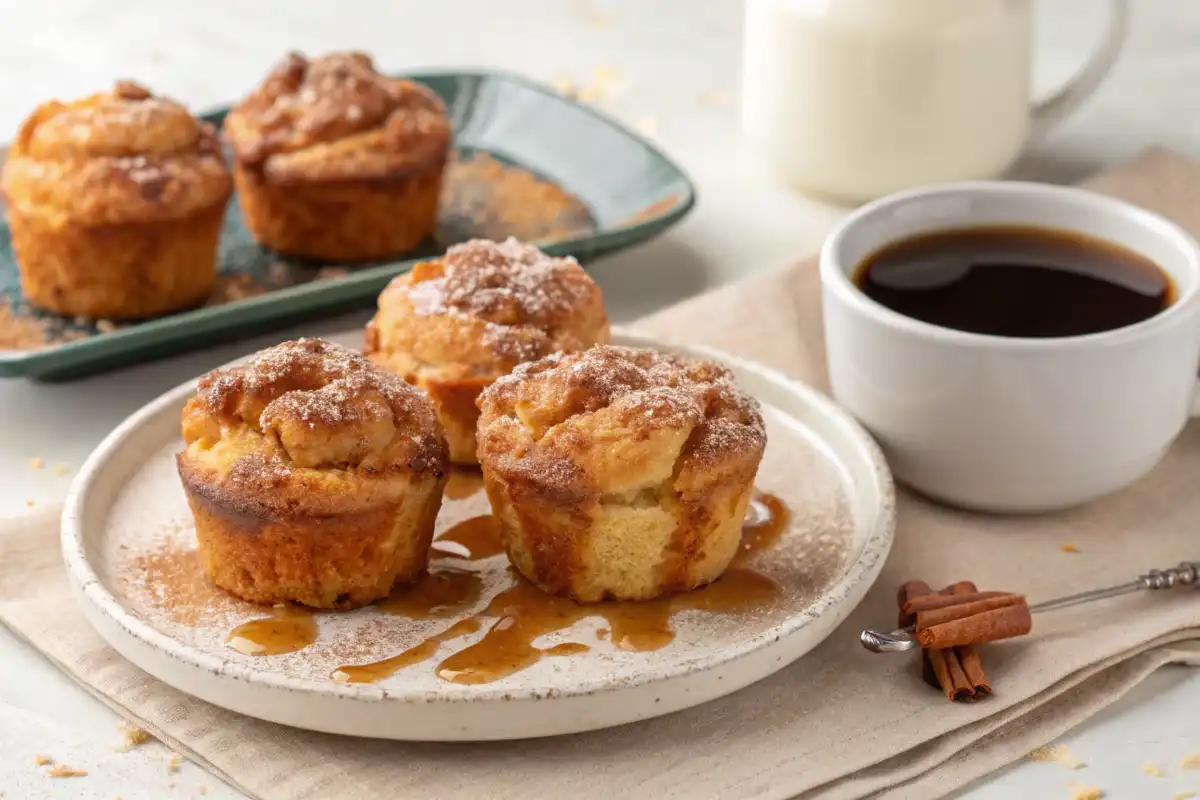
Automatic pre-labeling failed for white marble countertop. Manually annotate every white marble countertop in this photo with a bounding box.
[2,1,1199,797]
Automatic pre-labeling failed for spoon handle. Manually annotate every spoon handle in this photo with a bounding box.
[860,561,1200,653]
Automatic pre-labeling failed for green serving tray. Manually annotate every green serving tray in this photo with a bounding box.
[0,69,695,381]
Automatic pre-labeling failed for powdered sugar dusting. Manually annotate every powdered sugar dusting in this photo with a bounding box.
[191,338,446,479]
[485,344,765,459]
[412,237,596,324]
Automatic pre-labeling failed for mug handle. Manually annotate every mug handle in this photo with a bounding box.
[1030,0,1130,138]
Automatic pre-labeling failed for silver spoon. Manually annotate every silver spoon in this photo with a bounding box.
[860,561,1200,653]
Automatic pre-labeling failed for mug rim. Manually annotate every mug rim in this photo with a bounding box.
[820,180,1200,350]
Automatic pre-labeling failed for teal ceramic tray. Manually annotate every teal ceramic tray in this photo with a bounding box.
[0,69,694,380]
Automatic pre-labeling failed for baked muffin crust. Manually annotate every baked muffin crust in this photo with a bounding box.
[365,237,610,464]
[476,344,767,601]
[224,51,449,185]
[178,338,450,609]
[223,51,451,261]
[1,80,232,318]
[3,80,230,226]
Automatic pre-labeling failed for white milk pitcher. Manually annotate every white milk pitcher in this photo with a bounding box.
[741,0,1129,203]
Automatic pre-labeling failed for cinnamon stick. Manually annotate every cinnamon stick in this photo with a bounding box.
[935,581,984,702]
[896,580,938,690]
[936,582,993,696]
[940,581,978,596]
[958,646,991,696]
[915,594,1026,629]
[928,648,975,702]
[897,580,933,629]
[901,590,1014,616]
[897,579,999,702]
[917,602,1033,649]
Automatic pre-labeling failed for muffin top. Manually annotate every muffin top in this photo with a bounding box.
[223,51,450,185]
[364,237,610,381]
[180,339,448,516]
[0,81,231,225]
[476,344,766,501]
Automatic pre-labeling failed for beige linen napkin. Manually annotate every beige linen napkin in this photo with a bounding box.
[4,148,1200,800]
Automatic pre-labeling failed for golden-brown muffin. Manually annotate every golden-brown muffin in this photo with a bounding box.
[476,344,767,602]
[1,81,232,319]
[177,338,450,610]
[223,51,450,261]
[363,237,610,465]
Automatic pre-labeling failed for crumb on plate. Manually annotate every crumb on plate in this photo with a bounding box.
[46,763,87,778]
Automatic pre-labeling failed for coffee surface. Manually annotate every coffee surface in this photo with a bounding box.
[854,226,1172,338]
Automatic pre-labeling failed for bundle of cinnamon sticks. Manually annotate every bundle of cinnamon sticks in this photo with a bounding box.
[897,580,1032,702]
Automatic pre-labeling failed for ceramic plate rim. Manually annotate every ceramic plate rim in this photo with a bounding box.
[61,329,894,708]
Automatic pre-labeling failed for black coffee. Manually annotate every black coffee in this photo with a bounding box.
[853,226,1173,338]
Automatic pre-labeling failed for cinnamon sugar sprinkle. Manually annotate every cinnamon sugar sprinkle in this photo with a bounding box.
[0,299,88,351]
[484,345,766,468]
[125,543,248,626]
[409,237,595,324]
[200,338,427,429]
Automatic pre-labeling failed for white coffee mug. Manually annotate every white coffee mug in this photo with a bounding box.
[741,0,1130,202]
[820,182,1200,513]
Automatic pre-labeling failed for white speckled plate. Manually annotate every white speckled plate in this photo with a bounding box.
[62,330,894,741]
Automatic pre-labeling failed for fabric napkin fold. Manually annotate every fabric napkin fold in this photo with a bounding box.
[3,148,1200,800]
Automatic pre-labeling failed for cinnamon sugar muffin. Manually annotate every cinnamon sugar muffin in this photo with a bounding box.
[223,51,451,261]
[475,345,767,602]
[1,81,232,318]
[364,237,610,465]
[177,338,450,610]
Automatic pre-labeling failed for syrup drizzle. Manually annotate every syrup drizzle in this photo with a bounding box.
[332,619,481,683]
[434,567,779,685]
[375,567,483,618]
[738,492,790,560]
[430,515,505,560]
[444,467,485,500]
[226,605,316,656]
[323,491,789,684]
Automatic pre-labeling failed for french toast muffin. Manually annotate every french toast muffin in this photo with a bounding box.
[223,51,450,261]
[475,344,767,602]
[1,81,232,318]
[364,237,610,465]
[177,338,450,610]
